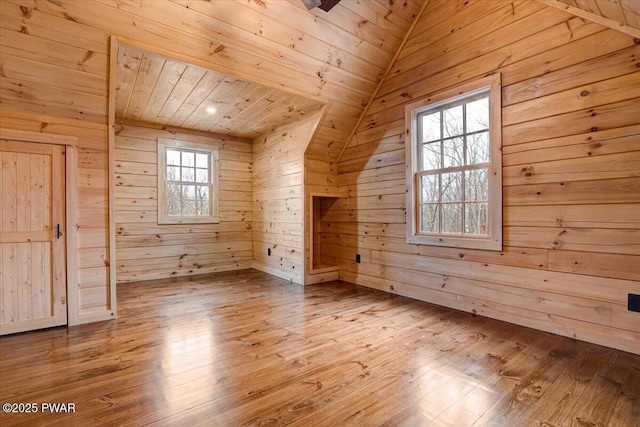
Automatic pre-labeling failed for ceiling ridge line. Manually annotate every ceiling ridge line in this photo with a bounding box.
[336,0,431,163]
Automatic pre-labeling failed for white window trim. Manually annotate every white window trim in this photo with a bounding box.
[157,138,220,224]
[405,74,502,251]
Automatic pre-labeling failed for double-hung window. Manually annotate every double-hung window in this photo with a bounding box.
[157,138,219,224]
[405,74,502,250]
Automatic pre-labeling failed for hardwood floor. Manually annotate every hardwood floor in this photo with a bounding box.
[0,270,638,426]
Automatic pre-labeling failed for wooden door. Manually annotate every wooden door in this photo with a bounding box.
[0,140,67,334]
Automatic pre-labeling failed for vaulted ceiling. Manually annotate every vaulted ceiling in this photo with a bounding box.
[0,0,425,159]
[111,0,640,152]
[1,0,637,160]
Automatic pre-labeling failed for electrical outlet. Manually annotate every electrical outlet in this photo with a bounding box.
[355,254,361,264]
[267,248,271,256]
[628,294,640,312]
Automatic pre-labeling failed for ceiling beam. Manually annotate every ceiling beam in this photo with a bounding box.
[537,0,640,39]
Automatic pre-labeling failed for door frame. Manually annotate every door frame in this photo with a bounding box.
[0,128,80,326]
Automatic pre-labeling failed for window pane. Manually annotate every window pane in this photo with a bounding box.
[466,97,489,133]
[196,185,209,201]
[443,137,463,168]
[467,131,490,165]
[196,153,209,168]
[197,200,210,216]
[443,105,463,138]
[422,142,441,171]
[167,184,181,215]
[420,175,439,203]
[166,166,180,181]
[441,203,462,234]
[421,112,440,142]
[420,204,439,233]
[168,200,181,216]
[196,168,208,183]
[182,199,196,216]
[441,172,462,202]
[167,149,181,166]
[465,203,488,235]
[181,167,195,182]
[465,169,488,201]
[182,184,195,200]
[182,151,195,167]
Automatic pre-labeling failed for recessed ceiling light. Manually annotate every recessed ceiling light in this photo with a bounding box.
[206,106,217,114]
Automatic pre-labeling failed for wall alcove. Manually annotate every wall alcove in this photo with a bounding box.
[308,194,340,281]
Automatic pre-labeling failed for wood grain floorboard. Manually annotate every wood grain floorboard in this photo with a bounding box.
[0,270,638,426]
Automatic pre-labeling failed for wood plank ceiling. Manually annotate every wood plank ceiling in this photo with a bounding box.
[0,0,425,159]
[115,45,324,139]
[1,0,637,157]
[109,0,639,141]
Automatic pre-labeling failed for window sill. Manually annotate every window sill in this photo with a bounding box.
[158,216,220,225]
[407,234,502,251]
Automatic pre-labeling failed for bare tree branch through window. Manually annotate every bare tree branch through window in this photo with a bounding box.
[417,95,490,236]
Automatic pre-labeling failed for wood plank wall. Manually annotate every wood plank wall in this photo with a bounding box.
[0,109,112,322]
[114,121,253,283]
[253,111,324,284]
[304,156,339,284]
[328,0,640,354]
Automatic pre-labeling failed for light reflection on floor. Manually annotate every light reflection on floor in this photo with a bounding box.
[160,322,216,415]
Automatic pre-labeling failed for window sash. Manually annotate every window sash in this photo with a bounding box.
[417,92,490,172]
[415,93,491,237]
[416,90,488,116]
[415,167,489,237]
[164,148,212,218]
